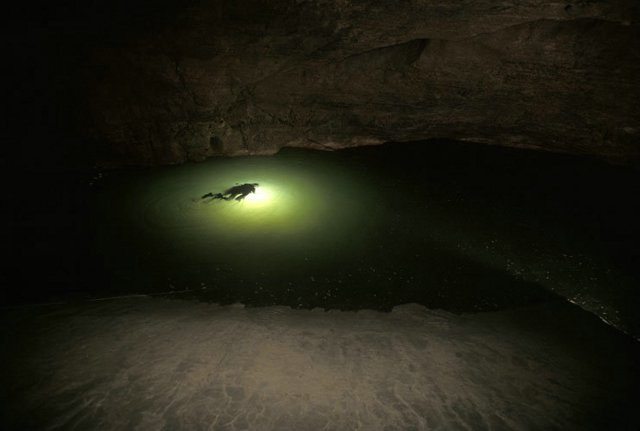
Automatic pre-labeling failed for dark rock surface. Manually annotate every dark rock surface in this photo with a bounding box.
[68,0,639,167]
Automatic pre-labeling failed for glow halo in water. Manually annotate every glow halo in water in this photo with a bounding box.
[107,152,376,263]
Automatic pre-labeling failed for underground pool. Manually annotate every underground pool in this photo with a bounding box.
[10,141,640,337]
[4,141,640,430]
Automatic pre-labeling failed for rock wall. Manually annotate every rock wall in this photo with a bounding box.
[82,0,639,166]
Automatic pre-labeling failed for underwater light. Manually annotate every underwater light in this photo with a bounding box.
[244,186,270,205]
[118,154,373,256]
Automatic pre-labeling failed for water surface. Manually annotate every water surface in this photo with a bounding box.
[8,141,640,336]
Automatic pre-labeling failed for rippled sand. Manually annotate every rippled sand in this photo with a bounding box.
[2,297,638,430]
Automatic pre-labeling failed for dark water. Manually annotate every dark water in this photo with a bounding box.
[6,141,640,336]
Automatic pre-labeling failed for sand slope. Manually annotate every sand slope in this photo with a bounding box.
[1,298,638,430]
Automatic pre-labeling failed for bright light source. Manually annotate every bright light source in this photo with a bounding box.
[244,186,270,205]
[131,157,373,251]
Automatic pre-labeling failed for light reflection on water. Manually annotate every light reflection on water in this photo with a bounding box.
[92,151,384,307]
[116,153,374,260]
[86,144,639,337]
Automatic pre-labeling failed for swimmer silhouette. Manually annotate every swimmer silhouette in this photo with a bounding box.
[202,183,259,201]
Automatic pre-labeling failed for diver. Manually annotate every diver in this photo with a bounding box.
[201,183,259,201]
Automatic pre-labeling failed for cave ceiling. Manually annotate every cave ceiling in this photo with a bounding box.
[17,0,640,166]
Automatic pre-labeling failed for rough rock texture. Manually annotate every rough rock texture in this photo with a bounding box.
[2,298,639,430]
[81,0,640,167]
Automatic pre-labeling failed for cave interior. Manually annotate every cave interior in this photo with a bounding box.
[3,1,640,430]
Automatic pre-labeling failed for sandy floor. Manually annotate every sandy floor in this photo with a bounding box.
[1,297,638,430]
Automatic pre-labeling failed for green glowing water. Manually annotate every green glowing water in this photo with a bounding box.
[127,158,365,250]
[21,143,637,336]
[92,151,386,307]
[91,146,557,312]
